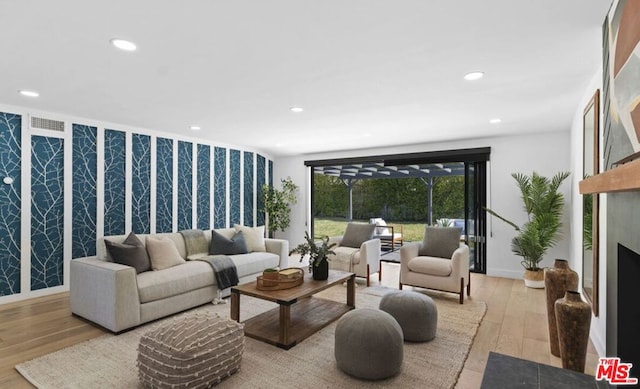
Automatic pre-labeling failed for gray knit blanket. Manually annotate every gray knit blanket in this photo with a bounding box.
[197,255,239,290]
[179,229,239,290]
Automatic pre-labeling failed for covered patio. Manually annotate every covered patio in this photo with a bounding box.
[313,161,466,226]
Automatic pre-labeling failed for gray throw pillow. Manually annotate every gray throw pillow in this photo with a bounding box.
[209,230,249,255]
[341,223,376,248]
[418,226,462,259]
[104,232,151,274]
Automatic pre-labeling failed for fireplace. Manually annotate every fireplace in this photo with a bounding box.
[618,244,640,371]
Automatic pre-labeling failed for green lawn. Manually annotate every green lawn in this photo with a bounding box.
[313,218,426,242]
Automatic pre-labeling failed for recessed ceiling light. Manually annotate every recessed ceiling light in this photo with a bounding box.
[463,71,484,81]
[190,125,201,131]
[110,38,137,52]
[290,107,304,113]
[489,118,502,124]
[19,90,39,97]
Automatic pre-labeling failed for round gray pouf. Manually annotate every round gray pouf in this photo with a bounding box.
[334,309,403,380]
[379,291,437,342]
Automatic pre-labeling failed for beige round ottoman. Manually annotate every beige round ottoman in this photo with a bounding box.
[137,312,244,388]
[334,309,403,380]
[379,290,437,342]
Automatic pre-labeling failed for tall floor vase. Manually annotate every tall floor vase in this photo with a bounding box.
[555,291,591,373]
[545,259,579,357]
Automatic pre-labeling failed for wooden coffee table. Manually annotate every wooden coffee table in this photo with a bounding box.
[230,270,355,349]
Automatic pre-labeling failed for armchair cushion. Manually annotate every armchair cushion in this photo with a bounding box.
[418,226,462,258]
[333,246,360,266]
[341,223,375,248]
[408,257,452,277]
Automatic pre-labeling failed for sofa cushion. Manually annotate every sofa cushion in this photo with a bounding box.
[408,256,452,277]
[418,226,462,259]
[229,252,279,278]
[104,232,151,274]
[341,223,375,248]
[234,225,266,252]
[146,236,186,270]
[137,261,215,303]
[209,230,249,255]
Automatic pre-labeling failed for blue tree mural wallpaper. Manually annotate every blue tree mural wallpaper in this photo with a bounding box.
[132,133,151,234]
[72,124,97,258]
[156,137,173,233]
[178,141,193,231]
[0,113,22,296]
[257,154,266,227]
[197,144,211,230]
[214,147,227,229]
[229,149,241,226]
[31,136,65,291]
[0,110,273,299]
[244,151,254,226]
[104,129,126,236]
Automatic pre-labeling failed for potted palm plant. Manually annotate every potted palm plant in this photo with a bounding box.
[289,231,336,280]
[485,171,570,288]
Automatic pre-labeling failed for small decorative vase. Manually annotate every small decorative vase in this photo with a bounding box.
[555,291,591,372]
[312,258,329,280]
[523,269,545,288]
[545,259,579,357]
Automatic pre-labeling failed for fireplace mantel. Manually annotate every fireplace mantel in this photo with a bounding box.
[579,158,640,194]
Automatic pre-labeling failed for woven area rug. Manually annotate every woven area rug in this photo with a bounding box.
[16,285,486,389]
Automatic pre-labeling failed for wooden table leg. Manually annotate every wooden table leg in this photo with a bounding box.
[347,275,355,307]
[230,290,240,322]
[279,304,291,346]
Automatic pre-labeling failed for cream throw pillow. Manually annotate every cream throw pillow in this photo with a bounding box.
[146,236,186,270]
[233,224,266,252]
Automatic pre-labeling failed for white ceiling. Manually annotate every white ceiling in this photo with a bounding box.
[1,1,612,157]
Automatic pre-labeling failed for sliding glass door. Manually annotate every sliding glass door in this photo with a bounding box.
[465,161,486,273]
[306,147,489,274]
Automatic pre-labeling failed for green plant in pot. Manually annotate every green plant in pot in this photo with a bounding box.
[289,231,336,280]
[485,171,570,288]
[260,177,298,238]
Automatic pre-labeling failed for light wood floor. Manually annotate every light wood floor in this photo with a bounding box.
[0,262,599,388]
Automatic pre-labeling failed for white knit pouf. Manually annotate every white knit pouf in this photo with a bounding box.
[137,312,244,388]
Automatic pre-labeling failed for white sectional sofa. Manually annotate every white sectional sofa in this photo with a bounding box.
[70,228,288,332]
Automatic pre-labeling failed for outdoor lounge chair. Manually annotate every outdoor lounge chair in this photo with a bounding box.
[369,218,404,251]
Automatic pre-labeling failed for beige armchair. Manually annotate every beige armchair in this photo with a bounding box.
[327,222,381,286]
[399,226,470,304]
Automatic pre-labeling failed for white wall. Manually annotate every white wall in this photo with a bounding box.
[570,69,606,357]
[274,130,572,279]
